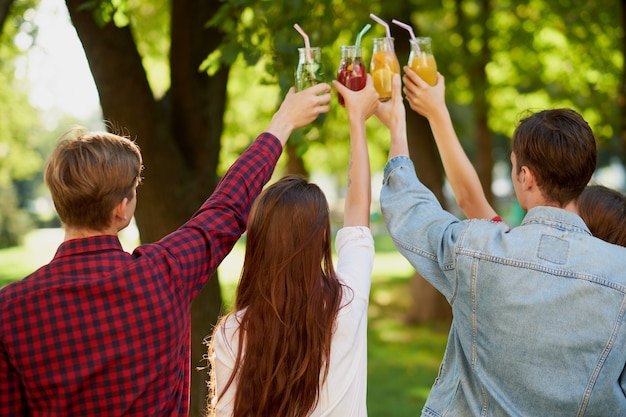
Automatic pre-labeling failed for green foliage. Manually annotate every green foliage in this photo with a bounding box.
[410,0,623,157]
[0,0,54,247]
[213,0,625,181]
[209,0,376,159]
[78,0,131,27]
[126,0,171,95]
[0,183,33,247]
[219,56,282,173]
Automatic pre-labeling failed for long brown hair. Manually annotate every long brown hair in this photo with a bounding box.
[213,175,343,417]
[578,185,626,247]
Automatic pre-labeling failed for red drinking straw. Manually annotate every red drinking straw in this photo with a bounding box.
[293,23,312,63]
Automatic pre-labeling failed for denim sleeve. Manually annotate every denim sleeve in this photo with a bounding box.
[380,156,464,302]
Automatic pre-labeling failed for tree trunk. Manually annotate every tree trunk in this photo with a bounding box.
[456,0,494,206]
[0,0,12,34]
[404,111,453,323]
[473,0,494,205]
[65,1,228,414]
[286,142,309,177]
[404,272,453,324]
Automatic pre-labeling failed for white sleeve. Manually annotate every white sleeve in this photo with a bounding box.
[212,319,240,416]
[335,226,375,300]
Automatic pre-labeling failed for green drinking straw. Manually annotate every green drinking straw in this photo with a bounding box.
[355,23,372,49]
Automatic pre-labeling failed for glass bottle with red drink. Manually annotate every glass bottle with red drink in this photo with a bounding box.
[337,45,367,106]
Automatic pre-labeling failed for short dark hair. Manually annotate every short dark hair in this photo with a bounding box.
[512,108,597,206]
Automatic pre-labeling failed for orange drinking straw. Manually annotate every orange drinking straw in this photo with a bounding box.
[293,24,312,63]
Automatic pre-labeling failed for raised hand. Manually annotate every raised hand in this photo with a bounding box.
[402,67,446,120]
[266,83,332,145]
[332,74,379,123]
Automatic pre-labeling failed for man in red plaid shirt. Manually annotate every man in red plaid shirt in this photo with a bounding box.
[0,83,331,416]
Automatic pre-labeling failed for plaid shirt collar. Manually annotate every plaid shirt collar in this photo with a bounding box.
[53,235,125,260]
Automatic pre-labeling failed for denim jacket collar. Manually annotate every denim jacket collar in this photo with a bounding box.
[521,206,591,236]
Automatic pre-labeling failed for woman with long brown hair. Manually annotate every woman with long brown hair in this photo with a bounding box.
[207,75,381,417]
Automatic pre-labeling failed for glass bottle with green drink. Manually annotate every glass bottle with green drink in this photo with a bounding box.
[295,47,324,91]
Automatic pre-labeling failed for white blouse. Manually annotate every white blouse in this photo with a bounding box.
[212,226,375,416]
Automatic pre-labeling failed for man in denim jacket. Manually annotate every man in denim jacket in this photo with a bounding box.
[378,74,626,416]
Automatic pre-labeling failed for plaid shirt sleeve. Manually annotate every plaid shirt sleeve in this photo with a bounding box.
[0,334,27,415]
[140,132,283,299]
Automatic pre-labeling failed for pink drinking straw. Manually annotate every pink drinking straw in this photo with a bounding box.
[392,19,420,53]
[369,13,391,38]
[293,23,312,63]
[370,13,394,51]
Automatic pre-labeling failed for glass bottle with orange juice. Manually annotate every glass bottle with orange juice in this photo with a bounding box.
[370,37,400,102]
[409,37,438,86]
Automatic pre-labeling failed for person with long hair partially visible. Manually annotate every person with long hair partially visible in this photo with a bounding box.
[206,75,381,417]
[577,184,626,246]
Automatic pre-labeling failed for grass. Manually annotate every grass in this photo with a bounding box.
[0,229,63,287]
[0,228,448,416]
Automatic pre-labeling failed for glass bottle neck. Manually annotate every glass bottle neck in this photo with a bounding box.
[373,37,395,52]
[410,38,433,55]
[341,45,362,59]
[299,47,321,63]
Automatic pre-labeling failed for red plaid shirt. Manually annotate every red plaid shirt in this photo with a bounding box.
[0,133,282,416]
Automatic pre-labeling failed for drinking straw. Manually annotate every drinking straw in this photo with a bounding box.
[293,23,312,63]
[392,19,420,53]
[355,23,372,49]
[369,13,391,38]
[370,13,395,51]
[391,19,416,41]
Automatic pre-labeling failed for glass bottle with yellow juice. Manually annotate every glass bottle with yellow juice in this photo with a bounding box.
[370,37,400,102]
[408,37,437,86]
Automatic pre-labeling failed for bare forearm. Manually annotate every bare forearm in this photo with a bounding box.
[344,119,371,227]
[428,109,497,219]
[388,119,409,160]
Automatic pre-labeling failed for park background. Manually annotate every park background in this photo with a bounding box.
[1,0,625,415]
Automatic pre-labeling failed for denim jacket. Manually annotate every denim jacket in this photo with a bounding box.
[380,156,626,417]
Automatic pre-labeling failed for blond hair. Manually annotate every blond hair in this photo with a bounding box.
[44,128,143,230]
